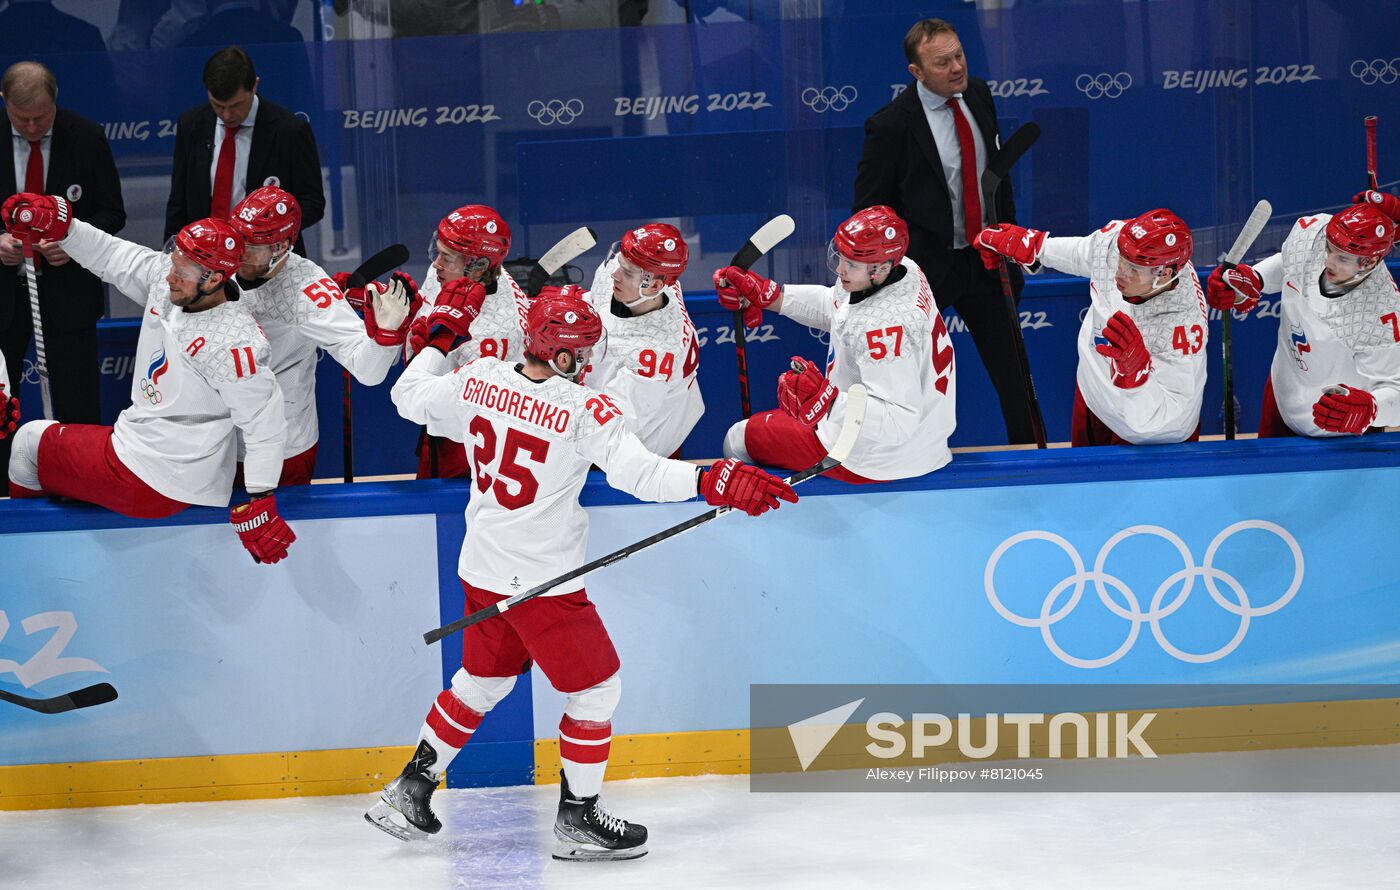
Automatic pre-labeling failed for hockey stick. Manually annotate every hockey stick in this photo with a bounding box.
[339,243,411,483]
[726,215,796,418]
[1215,200,1272,439]
[423,383,868,645]
[0,681,117,714]
[1366,116,1379,191]
[980,121,1046,448]
[18,242,53,419]
[525,226,597,298]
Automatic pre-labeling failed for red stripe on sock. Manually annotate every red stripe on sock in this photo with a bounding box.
[559,716,611,764]
[425,690,483,748]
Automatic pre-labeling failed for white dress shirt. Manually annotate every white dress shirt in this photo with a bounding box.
[208,93,258,209]
[915,81,987,248]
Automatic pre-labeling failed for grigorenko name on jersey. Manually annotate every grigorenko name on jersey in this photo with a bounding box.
[462,375,573,434]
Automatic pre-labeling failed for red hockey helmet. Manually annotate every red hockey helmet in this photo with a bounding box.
[436,205,511,269]
[620,223,688,285]
[229,186,301,245]
[524,289,603,372]
[174,218,244,277]
[832,206,909,265]
[1117,209,1193,268]
[1326,204,1396,260]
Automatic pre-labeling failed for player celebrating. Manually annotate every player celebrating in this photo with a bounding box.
[399,204,525,478]
[714,205,954,482]
[372,286,797,860]
[1203,193,1399,437]
[2,193,294,564]
[585,223,702,456]
[975,209,1206,446]
[229,186,410,485]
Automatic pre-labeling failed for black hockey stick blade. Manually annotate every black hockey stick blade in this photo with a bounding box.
[981,122,1041,227]
[526,227,598,297]
[423,385,869,645]
[346,243,411,290]
[0,682,117,714]
[730,214,796,272]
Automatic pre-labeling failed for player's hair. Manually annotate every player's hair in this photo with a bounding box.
[203,46,258,101]
[1,61,57,107]
[903,19,958,65]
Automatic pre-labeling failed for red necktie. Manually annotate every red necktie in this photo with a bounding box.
[24,140,43,194]
[948,97,983,244]
[211,124,240,221]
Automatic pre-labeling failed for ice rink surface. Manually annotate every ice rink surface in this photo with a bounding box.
[4,748,1400,890]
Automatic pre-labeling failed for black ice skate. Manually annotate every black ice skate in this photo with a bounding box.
[364,740,443,842]
[552,774,648,862]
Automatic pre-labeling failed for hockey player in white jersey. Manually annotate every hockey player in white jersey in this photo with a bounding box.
[1202,193,1399,437]
[393,204,528,478]
[2,193,295,564]
[586,223,702,456]
[372,286,796,859]
[228,186,410,484]
[976,208,1206,446]
[0,351,16,440]
[715,205,954,482]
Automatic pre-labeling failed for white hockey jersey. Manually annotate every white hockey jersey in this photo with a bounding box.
[1253,214,1400,435]
[238,254,398,456]
[61,219,285,504]
[0,349,8,392]
[409,266,529,367]
[585,255,704,456]
[778,257,954,480]
[1040,221,1208,444]
[391,353,700,596]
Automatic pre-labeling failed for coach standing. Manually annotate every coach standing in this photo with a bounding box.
[853,18,1036,445]
[0,61,125,466]
[165,45,323,255]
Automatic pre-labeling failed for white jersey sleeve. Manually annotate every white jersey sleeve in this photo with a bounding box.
[60,219,170,307]
[294,272,398,386]
[575,393,699,502]
[391,348,470,440]
[1039,227,1115,279]
[1253,253,1284,293]
[189,332,286,492]
[778,284,838,331]
[0,349,8,392]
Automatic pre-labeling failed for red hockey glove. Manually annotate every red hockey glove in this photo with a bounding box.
[229,493,296,565]
[698,458,798,517]
[2,193,72,245]
[1313,385,1377,434]
[713,266,780,329]
[364,273,420,346]
[1206,263,1263,313]
[331,271,367,311]
[1095,310,1152,389]
[975,223,1046,271]
[0,384,18,439]
[1354,190,1400,223]
[778,356,839,429]
[409,277,485,355]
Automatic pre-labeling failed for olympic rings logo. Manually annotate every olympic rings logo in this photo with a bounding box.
[20,359,39,385]
[1350,59,1400,85]
[527,99,584,126]
[138,377,163,405]
[1075,72,1133,99]
[801,86,858,113]
[984,521,1303,668]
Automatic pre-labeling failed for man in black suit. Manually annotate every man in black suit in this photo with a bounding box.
[0,61,124,464]
[165,45,323,255]
[854,18,1037,445]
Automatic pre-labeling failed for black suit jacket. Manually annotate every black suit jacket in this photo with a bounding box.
[0,108,125,332]
[853,78,1021,309]
[165,96,325,254]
